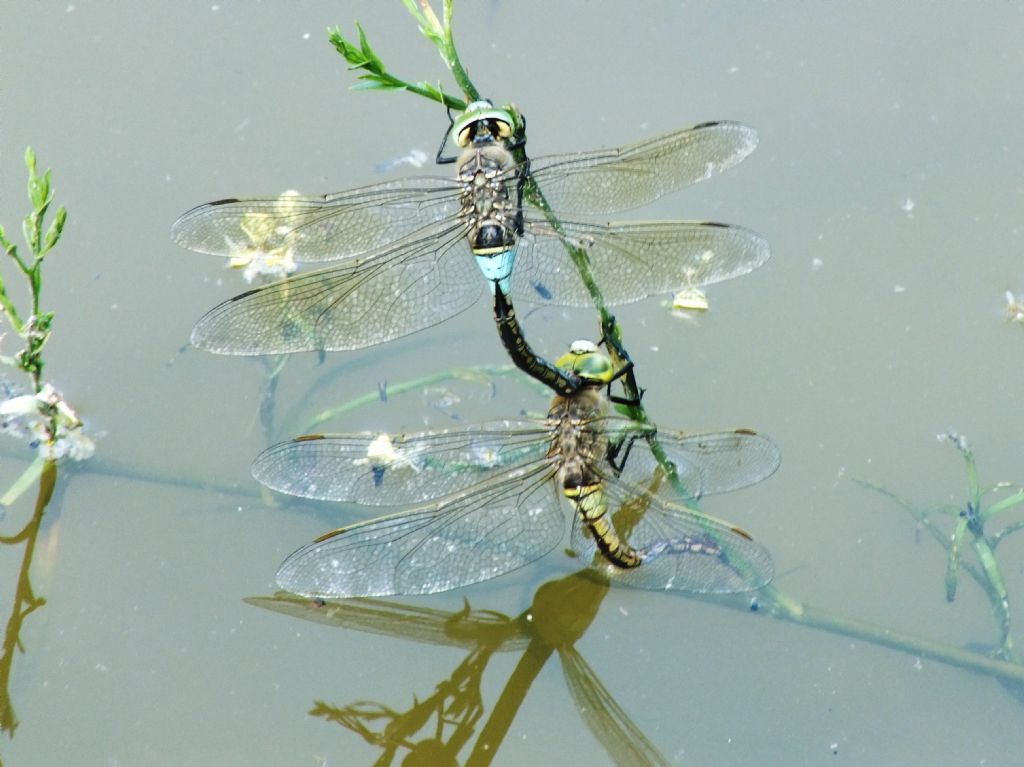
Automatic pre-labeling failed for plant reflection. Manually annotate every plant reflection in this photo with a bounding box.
[0,460,55,736]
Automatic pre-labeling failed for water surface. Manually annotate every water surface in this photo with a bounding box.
[2,2,1024,765]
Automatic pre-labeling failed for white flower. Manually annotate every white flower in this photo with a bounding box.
[1,380,94,461]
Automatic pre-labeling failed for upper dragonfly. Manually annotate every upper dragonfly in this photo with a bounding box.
[173,101,769,354]
[255,342,779,598]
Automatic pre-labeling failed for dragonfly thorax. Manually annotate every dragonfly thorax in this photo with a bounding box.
[458,144,519,255]
[547,387,608,492]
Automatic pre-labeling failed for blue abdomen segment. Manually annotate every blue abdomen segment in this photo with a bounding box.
[475,247,517,295]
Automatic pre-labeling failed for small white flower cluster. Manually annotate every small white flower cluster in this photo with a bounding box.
[0,380,95,461]
[937,430,968,454]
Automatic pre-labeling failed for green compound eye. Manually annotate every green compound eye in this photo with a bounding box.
[555,340,614,383]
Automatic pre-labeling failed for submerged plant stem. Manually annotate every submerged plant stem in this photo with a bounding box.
[301,363,539,433]
[764,586,1024,686]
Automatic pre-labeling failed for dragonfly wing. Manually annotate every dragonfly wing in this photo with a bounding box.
[245,594,532,652]
[190,222,482,354]
[559,647,672,767]
[513,220,769,307]
[612,428,781,500]
[253,420,552,505]
[525,121,757,215]
[571,484,773,594]
[172,177,461,262]
[276,466,565,598]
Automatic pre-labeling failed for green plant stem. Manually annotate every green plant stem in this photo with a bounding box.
[329,1,469,110]
[985,490,1024,523]
[300,363,540,433]
[0,444,260,501]
[0,458,46,510]
[437,0,479,102]
[758,584,1024,686]
[993,518,1024,546]
[0,278,23,334]
[856,479,990,591]
[858,437,1023,665]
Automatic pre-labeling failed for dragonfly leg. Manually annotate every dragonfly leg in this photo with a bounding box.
[506,112,527,153]
[607,360,645,407]
[605,432,641,475]
[511,163,528,237]
[435,106,459,165]
[594,330,644,406]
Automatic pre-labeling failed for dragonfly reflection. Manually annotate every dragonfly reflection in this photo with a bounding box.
[248,569,672,767]
[256,343,779,598]
[173,101,768,354]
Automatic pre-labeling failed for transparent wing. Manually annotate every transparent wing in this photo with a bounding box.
[276,465,564,598]
[559,647,672,767]
[610,427,781,501]
[171,177,462,262]
[512,219,769,307]
[245,594,532,652]
[190,221,482,354]
[525,121,758,215]
[570,483,773,593]
[253,420,553,506]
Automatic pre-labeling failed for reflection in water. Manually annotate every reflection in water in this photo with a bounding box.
[0,459,58,736]
[248,430,1024,765]
[248,569,670,767]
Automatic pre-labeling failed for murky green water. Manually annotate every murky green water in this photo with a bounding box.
[2,2,1024,765]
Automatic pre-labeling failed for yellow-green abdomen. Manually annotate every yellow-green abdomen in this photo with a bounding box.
[565,483,643,569]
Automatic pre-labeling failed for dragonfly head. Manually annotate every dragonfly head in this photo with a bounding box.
[453,100,515,148]
[556,340,615,385]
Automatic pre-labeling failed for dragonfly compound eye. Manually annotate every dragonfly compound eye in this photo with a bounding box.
[453,101,516,147]
[555,342,614,383]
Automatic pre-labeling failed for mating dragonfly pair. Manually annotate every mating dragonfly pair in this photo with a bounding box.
[173,101,777,597]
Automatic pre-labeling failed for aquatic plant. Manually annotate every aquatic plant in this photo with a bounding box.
[0,147,92,738]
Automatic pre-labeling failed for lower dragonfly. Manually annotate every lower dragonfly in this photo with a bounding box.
[256,343,779,598]
[172,101,769,355]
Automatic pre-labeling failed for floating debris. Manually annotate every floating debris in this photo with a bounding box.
[1004,291,1024,324]
[375,147,429,173]
[671,286,709,312]
[662,286,709,321]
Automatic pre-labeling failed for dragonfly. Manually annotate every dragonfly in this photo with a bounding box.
[172,101,769,355]
[256,342,779,598]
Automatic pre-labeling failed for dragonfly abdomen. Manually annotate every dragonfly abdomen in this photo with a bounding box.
[566,484,642,569]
